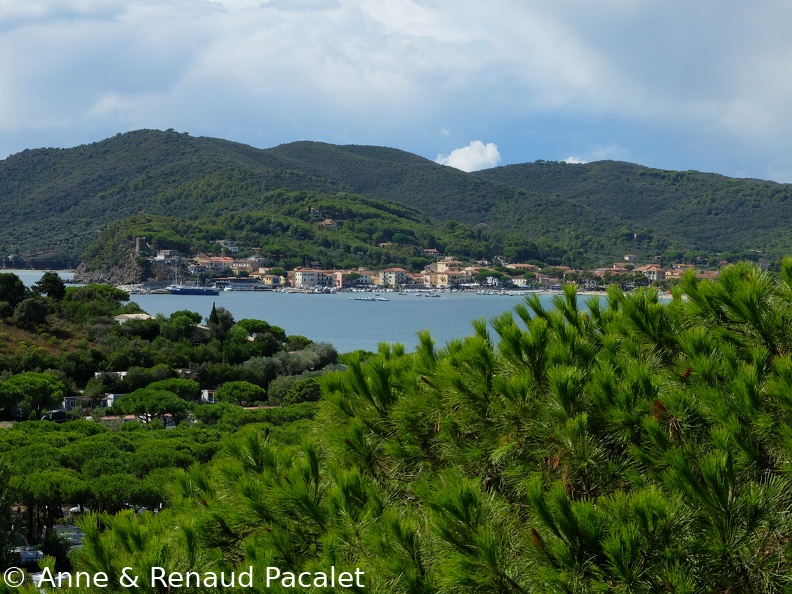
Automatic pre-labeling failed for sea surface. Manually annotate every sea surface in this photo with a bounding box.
[14,271,586,353]
[130,290,568,353]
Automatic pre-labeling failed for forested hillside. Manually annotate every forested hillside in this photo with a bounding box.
[475,160,792,257]
[78,190,500,278]
[35,261,792,592]
[2,129,792,270]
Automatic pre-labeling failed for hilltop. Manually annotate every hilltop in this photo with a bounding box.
[1,129,791,270]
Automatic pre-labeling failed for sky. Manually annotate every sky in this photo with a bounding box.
[2,0,792,180]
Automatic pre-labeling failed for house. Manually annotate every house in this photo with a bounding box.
[187,264,207,276]
[379,267,411,287]
[358,271,376,285]
[154,250,181,263]
[436,258,465,273]
[293,267,332,289]
[216,240,239,254]
[256,274,283,288]
[506,263,540,272]
[663,268,685,281]
[422,270,469,288]
[634,264,666,283]
[332,270,372,288]
[230,260,256,275]
[193,255,234,274]
[100,394,124,408]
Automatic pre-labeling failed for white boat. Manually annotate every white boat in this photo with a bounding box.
[167,266,219,295]
[349,295,390,301]
[167,284,220,296]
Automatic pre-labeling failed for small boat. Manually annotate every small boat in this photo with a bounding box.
[167,284,220,296]
[349,295,390,302]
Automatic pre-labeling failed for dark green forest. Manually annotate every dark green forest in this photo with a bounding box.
[5,264,792,591]
[0,271,341,579]
[2,129,792,271]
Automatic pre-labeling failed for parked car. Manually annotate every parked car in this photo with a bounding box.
[40,410,68,423]
[12,535,44,565]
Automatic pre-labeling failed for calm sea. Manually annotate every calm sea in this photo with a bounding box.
[15,271,583,353]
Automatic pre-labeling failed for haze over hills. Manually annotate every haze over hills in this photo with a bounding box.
[0,129,790,270]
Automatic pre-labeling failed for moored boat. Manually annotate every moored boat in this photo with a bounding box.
[167,284,220,296]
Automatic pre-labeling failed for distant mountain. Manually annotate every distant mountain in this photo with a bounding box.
[474,161,792,258]
[0,129,790,270]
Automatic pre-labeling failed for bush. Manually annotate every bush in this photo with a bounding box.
[282,378,322,406]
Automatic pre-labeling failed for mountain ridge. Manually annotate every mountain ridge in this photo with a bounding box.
[1,129,790,269]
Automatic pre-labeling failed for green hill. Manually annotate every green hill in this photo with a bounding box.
[1,129,791,270]
[474,160,792,257]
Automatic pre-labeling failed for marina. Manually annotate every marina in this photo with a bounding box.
[128,288,576,354]
[15,271,594,354]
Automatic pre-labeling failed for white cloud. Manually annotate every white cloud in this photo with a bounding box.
[2,1,792,179]
[563,156,587,164]
[436,141,501,172]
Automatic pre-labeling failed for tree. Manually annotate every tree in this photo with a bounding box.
[146,378,201,401]
[0,460,13,567]
[632,271,650,287]
[114,388,191,426]
[13,296,51,329]
[54,261,792,592]
[0,301,12,319]
[208,302,219,326]
[344,272,361,285]
[159,310,202,341]
[0,372,66,419]
[86,473,140,514]
[12,469,86,543]
[215,381,266,406]
[32,272,66,301]
[207,305,234,343]
[0,272,28,307]
[282,378,322,405]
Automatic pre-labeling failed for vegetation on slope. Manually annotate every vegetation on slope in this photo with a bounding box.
[0,271,348,571]
[5,130,792,270]
[79,188,507,276]
[476,160,792,258]
[28,260,792,593]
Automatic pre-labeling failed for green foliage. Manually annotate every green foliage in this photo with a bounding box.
[4,130,792,272]
[0,372,65,419]
[0,273,28,307]
[114,388,192,427]
[146,378,201,401]
[63,260,792,592]
[214,380,266,406]
[60,284,130,324]
[282,377,322,406]
[32,272,66,301]
[0,420,225,546]
[13,296,50,329]
[0,460,12,567]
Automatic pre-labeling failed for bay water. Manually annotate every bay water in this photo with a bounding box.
[15,271,586,354]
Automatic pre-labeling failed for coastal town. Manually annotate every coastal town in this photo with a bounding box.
[125,238,727,294]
